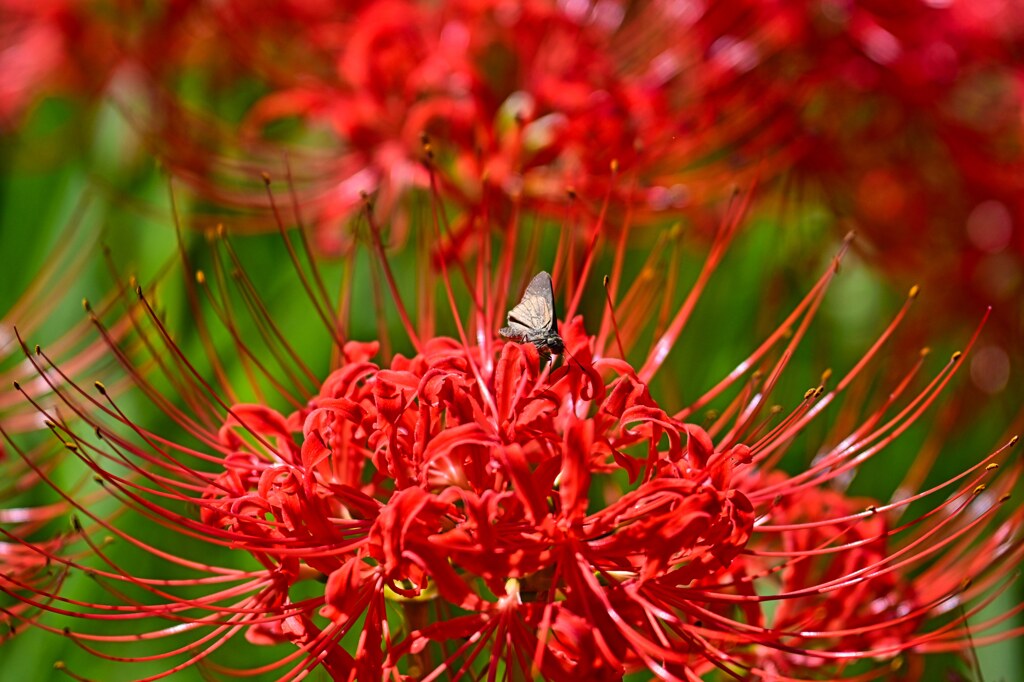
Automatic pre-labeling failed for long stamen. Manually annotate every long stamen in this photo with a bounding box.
[263,174,347,350]
[638,187,752,383]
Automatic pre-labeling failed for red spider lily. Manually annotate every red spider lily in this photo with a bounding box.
[2,173,1020,680]
[657,0,1024,356]
[0,0,213,129]
[0,0,112,128]
[108,0,701,252]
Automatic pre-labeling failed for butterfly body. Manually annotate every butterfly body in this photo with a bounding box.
[500,271,564,358]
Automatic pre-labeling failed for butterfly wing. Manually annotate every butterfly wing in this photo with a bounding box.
[505,271,556,335]
[501,271,564,358]
[499,322,531,341]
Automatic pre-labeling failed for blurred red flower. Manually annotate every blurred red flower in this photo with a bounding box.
[98,1,705,252]
[667,0,1024,350]
[0,0,111,128]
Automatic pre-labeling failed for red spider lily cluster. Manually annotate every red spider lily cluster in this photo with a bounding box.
[1,173,1020,680]
[117,0,689,253]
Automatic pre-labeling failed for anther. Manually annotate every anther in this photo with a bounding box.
[908,284,920,299]
[94,381,106,395]
[986,463,999,471]
[951,351,962,363]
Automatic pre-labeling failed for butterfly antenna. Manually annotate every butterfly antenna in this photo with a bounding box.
[560,343,589,385]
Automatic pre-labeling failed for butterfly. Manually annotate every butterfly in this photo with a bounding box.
[500,271,565,358]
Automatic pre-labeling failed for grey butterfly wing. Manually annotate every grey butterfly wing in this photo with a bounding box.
[499,321,532,340]
[502,271,557,340]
